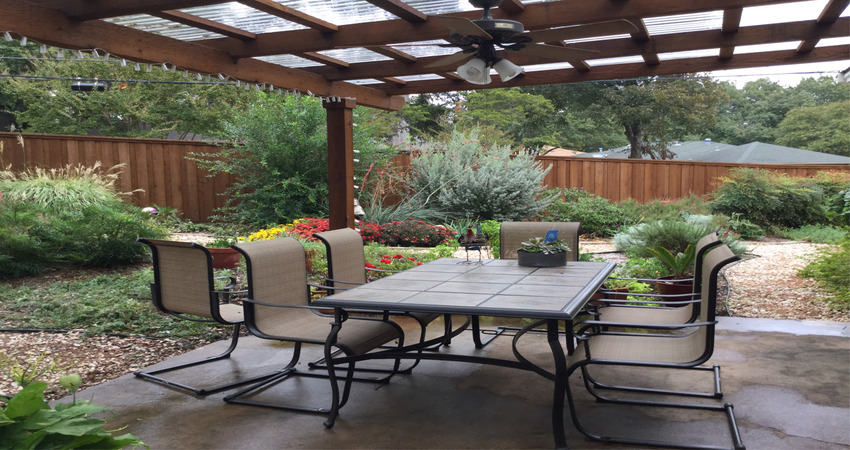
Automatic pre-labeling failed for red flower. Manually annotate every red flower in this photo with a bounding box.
[365,263,376,269]
[416,262,422,266]
[379,258,392,264]
[408,257,416,261]
[392,254,403,259]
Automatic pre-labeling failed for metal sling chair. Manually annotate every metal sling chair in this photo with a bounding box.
[564,244,744,449]
[135,239,278,396]
[221,237,405,428]
[470,221,581,348]
[588,232,723,325]
[312,228,466,368]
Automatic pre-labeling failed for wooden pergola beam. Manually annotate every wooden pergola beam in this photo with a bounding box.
[378,45,850,95]
[153,10,257,41]
[368,46,419,64]
[719,7,743,59]
[197,0,806,58]
[365,0,427,23]
[304,17,850,81]
[296,52,350,69]
[236,0,338,33]
[797,0,849,53]
[0,0,403,111]
[499,0,526,14]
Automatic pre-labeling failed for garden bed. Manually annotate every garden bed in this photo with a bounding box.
[1,238,846,400]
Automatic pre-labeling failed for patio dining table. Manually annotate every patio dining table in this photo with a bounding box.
[311,257,617,449]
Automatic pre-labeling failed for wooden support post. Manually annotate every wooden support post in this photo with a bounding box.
[324,98,357,230]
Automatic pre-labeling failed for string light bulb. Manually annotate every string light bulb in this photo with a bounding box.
[3,32,12,42]
[19,36,27,46]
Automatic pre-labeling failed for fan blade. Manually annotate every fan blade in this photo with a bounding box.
[424,51,474,69]
[523,20,638,43]
[431,16,493,40]
[513,43,598,61]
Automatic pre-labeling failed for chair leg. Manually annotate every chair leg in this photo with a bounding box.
[582,364,724,400]
[471,315,506,349]
[133,323,277,396]
[565,365,745,449]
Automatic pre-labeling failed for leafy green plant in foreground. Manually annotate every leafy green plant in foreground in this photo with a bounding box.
[0,382,147,450]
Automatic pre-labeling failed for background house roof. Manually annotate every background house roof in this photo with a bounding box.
[574,140,850,164]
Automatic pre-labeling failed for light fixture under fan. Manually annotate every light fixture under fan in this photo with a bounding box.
[426,0,638,84]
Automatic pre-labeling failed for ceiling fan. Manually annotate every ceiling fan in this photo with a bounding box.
[425,0,638,84]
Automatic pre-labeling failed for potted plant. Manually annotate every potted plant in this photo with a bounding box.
[647,244,696,302]
[517,237,571,267]
[205,237,241,269]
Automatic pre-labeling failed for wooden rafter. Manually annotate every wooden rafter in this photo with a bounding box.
[719,8,743,59]
[153,10,257,41]
[379,77,407,86]
[296,52,349,69]
[499,0,526,14]
[630,19,659,66]
[236,0,338,33]
[32,0,225,21]
[797,0,849,53]
[368,46,418,64]
[365,0,427,23]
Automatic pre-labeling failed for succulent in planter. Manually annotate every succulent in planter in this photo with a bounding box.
[206,236,238,248]
[517,237,571,267]
[205,237,240,269]
[518,237,571,255]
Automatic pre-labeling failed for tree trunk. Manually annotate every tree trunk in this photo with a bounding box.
[624,122,644,159]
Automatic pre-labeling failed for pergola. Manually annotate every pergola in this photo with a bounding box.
[2,0,848,228]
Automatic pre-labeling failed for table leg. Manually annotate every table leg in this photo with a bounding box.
[547,319,569,450]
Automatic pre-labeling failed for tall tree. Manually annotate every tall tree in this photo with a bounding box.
[456,87,559,150]
[776,100,850,156]
[592,77,728,159]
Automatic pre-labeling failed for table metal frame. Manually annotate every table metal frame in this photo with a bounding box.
[312,258,616,449]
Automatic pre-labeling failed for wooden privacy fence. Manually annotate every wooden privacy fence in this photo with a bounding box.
[2,132,848,221]
[536,155,850,203]
[1,133,234,222]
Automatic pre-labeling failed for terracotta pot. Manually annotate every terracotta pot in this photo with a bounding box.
[655,276,695,305]
[517,250,566,267]
[206,247,242,269]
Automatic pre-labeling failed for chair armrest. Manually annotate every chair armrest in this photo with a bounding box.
[605,276,694,284]
[324,278,366,286]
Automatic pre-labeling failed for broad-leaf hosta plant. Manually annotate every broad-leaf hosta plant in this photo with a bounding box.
[0,382,147,450]
[518,237,571,255]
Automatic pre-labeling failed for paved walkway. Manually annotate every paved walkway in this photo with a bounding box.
[78,317,849,449]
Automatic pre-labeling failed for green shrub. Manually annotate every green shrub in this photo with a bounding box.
[193,94,392,226]
[799,236,850,308]
[405,127,555,221]
[539,188,626,237]
[0,165,166,279]
[780,225,848,244]
[826,188,850,227]
[711,168,835,229]
[618,195,711,225]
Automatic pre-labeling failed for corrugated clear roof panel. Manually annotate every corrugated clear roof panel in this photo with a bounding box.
[643,12,723,36]
[657,48,720,61]
[105,14,226,41]
[257,54,321,68]
[817,36,850,47]
[587,55,647,67]
[735,41,802,54]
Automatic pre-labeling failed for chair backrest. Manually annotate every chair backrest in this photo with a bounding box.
[500,222,581,260]
[138,239,218,320]
[693,232,722,292]
[233,238,316,337]
[315,228,368,288]
[685,244,739,362]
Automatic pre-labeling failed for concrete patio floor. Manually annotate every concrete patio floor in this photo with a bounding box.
[81,316,849,449]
